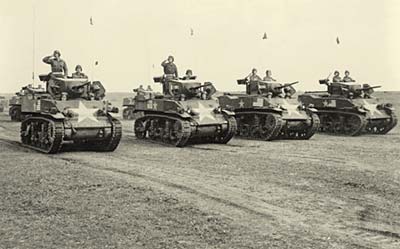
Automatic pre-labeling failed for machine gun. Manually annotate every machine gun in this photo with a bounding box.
[360,85,381,91]
[274,81,299,90]
[357,85,381,98]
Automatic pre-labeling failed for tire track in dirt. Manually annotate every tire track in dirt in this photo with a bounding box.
[2,116,400,248]
[55,152,400,249]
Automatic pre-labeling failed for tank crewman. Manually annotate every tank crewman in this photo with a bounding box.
[245,68,262,82]
[182,69,193,80]
[71,65,88,79]
[161,56,178,78]
[42,50,68,77]
[332,71,342,83]
[263,70,276,82]
[343,70,355,82]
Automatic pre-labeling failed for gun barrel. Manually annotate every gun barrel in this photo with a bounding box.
[361,85,381,90]
[276,81,299,89]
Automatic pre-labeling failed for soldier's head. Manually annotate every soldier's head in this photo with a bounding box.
[252,68,258,75]
[75,65,82,73]
[168,56,174,63]
[334,70,340,76]
[345,70,350,76]
[266,70,272,77]
[185,69,193,77]
[53,50,61,59]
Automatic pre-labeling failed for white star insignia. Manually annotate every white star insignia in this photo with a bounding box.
[191,102,215,123]
[69,101,99,123]
[361,100,380,115]
[239,99,244,108]
[153,101,158,109]
[281,100,302,117]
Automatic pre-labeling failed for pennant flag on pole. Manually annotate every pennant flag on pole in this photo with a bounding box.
[90,16,93,25]
[95,61,98,66]
[262,32,267,39]
[336,36,340,45]
[190,28,194,36]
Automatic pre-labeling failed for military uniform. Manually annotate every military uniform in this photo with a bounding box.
[343,76,355,82]
[263,76,276,82]
[42,56,68,76]
[71,72,88,79]
[246,74,262,82]
[161,61,178,77]
[332,76,342,83]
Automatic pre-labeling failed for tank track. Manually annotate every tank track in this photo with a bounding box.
[235,111,284,141]
[134,113,236,147]
[20,116,65,154]
[365,111,397,135]
[280,113,320,140]
[317,110,367,136]
[10,106,23,122]
[91,116,122,152]
[214,115,237,144]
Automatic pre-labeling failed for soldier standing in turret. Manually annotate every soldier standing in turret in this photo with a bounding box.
[263,70,276,82]
[161,56,178,78]
[71,65,88,79]
[161,56,178,94]
[343,70,355,82]
[42,50,68,77]
[246,68,262,82]
[332,71,342,83]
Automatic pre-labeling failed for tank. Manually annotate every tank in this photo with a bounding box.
[122,94,136,120]
[0,96,7,113]
[298,79,397,136]
[9,92,24,121]
[19,74,121,153]
[218,79,320,140]
[130,76,237,147]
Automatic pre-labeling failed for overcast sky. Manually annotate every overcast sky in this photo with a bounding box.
[1,0,399,93]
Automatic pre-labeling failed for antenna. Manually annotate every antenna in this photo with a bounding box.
[32,2,36,86]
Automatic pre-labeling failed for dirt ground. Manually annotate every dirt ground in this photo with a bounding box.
[0,92,399,249]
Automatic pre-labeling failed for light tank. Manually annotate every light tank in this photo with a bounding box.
[218,79,320,140]
[298,79,397,135]
[130,76,237,147]
[0,96,7,113]
[19,74,121,153]
[9,92,24,121]
[122,93,137,120]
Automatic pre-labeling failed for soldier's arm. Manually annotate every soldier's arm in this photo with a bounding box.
[161,60,168,67]
[63,61,68,76]
[42,56,53,64]
[174,65,178,77]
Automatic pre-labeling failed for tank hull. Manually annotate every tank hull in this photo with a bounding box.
[20,99,122,153]
[218,94,320,140]
[132,98,237,147]
[298,93,397,136]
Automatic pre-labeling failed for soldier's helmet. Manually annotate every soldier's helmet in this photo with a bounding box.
[53,50,61,57]
[334,70,339,76]
[168,55,174,62]
[345,70,350,75]
[75,65,82,71]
